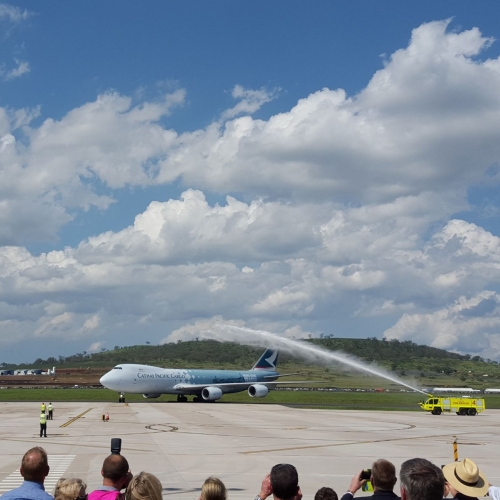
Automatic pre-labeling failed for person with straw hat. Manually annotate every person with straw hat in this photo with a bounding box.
[442,458,488,500]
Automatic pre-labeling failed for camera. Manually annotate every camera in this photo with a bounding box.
[111,438,122,454]
[360,469,372,481]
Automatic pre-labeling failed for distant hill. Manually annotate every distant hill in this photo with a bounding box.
[2,337,499,381]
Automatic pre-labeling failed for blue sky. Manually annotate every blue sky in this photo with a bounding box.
[2,2,500,363]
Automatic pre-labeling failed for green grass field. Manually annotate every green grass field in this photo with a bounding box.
[2,388,500,411]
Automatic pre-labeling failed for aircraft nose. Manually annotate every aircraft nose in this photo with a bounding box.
[100,372,113,387]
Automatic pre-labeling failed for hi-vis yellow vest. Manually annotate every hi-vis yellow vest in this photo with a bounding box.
[40,413,47,424]
[41,404,46,411]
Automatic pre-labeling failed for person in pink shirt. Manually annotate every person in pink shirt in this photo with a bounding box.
[89,455,132,500]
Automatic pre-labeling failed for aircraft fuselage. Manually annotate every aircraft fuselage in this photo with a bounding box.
[100,363,279,396]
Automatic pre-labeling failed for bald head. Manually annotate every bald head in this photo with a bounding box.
[102,454,130,488]
[21,447,49,483]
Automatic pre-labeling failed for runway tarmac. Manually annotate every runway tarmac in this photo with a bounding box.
[0,402,499,499]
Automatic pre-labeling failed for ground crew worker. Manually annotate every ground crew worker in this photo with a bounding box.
[48,403,53,420]
[40,410,47,437]
[41,402,46,412]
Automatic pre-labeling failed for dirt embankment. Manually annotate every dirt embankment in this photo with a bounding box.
[0,368,108,388]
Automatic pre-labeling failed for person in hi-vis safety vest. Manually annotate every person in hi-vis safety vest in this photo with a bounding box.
[41,402,46,412]
[40,410,47,437]
[48,403,53,420]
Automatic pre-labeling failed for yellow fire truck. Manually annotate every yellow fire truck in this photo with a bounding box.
[419,395,485,415]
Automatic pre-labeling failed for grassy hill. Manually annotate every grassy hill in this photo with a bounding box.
[3,337,500,391]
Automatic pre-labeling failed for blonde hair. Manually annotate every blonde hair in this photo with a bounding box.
[54,478,87,500]
[201,477,227,500]
[126,472,163,500]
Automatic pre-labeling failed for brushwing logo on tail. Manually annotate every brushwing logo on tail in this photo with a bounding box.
[253,349,278,370]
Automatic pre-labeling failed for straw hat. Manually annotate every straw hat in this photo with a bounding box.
[442,458,488,497]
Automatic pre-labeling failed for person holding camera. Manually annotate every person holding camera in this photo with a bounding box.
[88,454,132,500]
[256,464,302,500]
[342,459,399,500]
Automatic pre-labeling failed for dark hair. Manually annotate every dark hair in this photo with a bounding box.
[102,454,129,482]
[372,459,397,491]
[400,458,444,500]
[270,464,299,500]
[314,487,338,500]
[21,447,49,483]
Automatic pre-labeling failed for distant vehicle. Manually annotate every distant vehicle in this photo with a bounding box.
[484,388,500,393]
[431,387,481,393]
[419,395,485,415]
[100,348,312,403]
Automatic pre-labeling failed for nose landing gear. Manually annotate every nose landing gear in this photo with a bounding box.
[119,393,126,403]
[177,395,188,402]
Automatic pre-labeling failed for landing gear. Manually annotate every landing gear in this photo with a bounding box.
[119,393,125,403]
[177,395,188,402]
[193,396,206,403]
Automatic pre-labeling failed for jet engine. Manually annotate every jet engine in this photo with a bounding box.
[142,393,161,398]
[201,387,223,401]
[248,384,269,398]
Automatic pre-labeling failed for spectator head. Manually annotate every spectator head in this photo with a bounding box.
[442,458,488,498]
[101,454,130,488]
[372,459,397,491]
[314,487,338,500]
[270,464,299,500]
[400,458,444,500]
[54,478,87,500]
[199,477,227,500]
[20,447,50,483]
[125,472,162,500]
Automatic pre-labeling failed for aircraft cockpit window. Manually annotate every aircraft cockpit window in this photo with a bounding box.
[113,366,123,369]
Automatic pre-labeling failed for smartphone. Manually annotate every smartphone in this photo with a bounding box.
[360,469,372,481]
[111,438,122,454]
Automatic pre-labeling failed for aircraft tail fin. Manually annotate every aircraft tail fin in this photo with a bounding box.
[252,349,279,371]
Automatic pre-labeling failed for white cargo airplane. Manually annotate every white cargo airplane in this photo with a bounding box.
[100,349,305,402]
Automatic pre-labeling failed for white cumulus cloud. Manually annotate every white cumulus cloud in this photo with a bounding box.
[2,21,500,361]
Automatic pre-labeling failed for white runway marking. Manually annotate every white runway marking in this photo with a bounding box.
[0,455,76,493]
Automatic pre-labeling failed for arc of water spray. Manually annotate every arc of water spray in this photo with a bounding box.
[211,324,428,395]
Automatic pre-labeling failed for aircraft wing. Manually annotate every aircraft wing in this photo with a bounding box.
[173,381,322,392]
